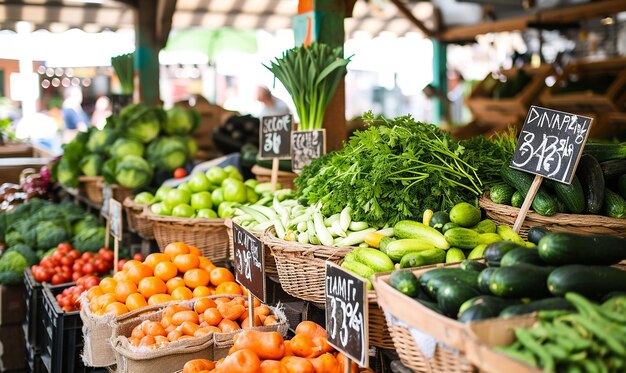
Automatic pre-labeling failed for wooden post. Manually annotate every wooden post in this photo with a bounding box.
[270,158,279,191]
[513,175,543,233]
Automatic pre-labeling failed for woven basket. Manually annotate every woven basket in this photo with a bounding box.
[97,179,134,203]
[251,165,297,190]
[224,218,277,276]
[146,211,229,263]
[367,291,394,350]
[479,192,626,239]
[262,230,352,304]
[123,197,154,239]
[79,176,104,205]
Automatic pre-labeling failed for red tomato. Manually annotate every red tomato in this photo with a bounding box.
[173,168,187,179]
[133,253,143,262]
[98,248,114,262]
[57,243,71,253]
[51,274,64,285]
[117,259,128,272]
[68,250,81,260]
[83,262,95,275]
[52,250,64,262]
[81,252,93,260]
[61,256,73,266]
[72,263,82,273]
[72,272,81,282]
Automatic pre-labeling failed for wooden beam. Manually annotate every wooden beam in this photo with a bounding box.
[440,0,626,42]
[156,0,177,49]
[389,0,434,38]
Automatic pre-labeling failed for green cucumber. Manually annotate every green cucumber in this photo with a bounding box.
[510,191,523,208]
[600,159,626,180]
[449,202,482,227]
[394,220,449,249]
[382,239,437,262]
[500,164,558,216]
[538,232,626,265]
[603,188,626,219]
[467,244,487,260]
[340,261,375,288]
[458,304,495,322]
[399,249,446,269]
[553,195,567,213]
[444,227,481,249]
[459,295,522,317]
[343,251,358,263]
[576,154,605,214]
[415,299,442,314]
[389,270,420,297]
[527,226,550,244]
[418,268,464,290]
[429,211,450,230]
[549,176,585,213]
[547,265,626,299]
[441,222,459,233]
[490,183,516,205]
[353,247,394,272]
[459,260,487,272]
[500,247,543,267]
[483,241,527,267]
[379,237,395,253]
[489,264,553,298]
[478,268,497,294]
[582,142,626,162]
[478,233,502,245]
[437,280,481,318]
[499,297,575,318]
[445,248,466,263]
[425,271,479,298]
[472,219,497,234]
[496,225,525,245]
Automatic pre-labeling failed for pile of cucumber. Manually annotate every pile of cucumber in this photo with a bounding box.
[490,150,626,218]
[388,228,626,322]
[497,292,626,372]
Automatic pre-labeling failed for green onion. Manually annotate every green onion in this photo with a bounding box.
[111,52,135,95]
[264,42,351,130]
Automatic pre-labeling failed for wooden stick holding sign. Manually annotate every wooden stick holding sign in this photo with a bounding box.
[232,222,266,325]
[510,106,593,233]
[109,199,123,274]
[101,183,112,249]
[259,114,293,191]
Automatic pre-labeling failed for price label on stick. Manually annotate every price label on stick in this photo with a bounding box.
[291,129,326,172]
[233,223,266,302]
[110,199,123,241]
[101,184,112,219]
[259,114,293,159]
[325,262,368,367]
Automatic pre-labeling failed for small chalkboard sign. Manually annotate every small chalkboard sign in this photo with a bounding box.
[325,262,368,367]
[233,223,266,302]
[101,184,112,219]
[511,106,593,184]
[291,129,326,172]
[259,114,293,159]
[110,199,123,241]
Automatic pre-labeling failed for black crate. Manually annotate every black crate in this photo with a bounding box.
[25,338,44,373]
[24,268,44,351]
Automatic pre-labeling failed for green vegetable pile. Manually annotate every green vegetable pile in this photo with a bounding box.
[54,103,200,190]
[296,112,516,227]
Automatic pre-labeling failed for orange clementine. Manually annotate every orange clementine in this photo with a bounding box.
[166,277,186,294]
[194,298,217,314]
[197,256,215,272]
[139,335,156,347]
[127,263,154,285]
[173,254,200,273]
[148,293,173,305]
[203,308,222,326]
[86,286,103,301]
[113,271,130,282]
[99,278,118,294]
[114,280,138,303]
[215,281,243,295]
[104,302,129,316]
[163,242,190,259]
[188,245,202,257]
[209,267,235,286]
[183,268,210,289]
[143,253,170,270]
[125,293,148,311]
[180,321,201,336]
[143,321,167,337]
[192,286,212,298]
[154,261,178,282]
[122,259,142,271]
[96,293,118,309]
[138,276,167,299]
[171,310,199,326]
[171,286,193,301]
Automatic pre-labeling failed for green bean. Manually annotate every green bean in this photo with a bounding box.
[607,356,624,370]
[562,363,583,373]
[544,343,569,361]
[569,315,626,356]
[580,359,599,373]
[568,351,587,362]
[515,329,555,372]
[591,358,608,373]
[538,310,572,321]
[496,346,538,367]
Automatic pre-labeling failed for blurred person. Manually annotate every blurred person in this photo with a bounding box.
[91,96,112,130]
[256,86,290,118]
[62,87,89,142]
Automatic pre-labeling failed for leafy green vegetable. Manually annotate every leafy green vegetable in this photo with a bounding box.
[72,227,105,253]
[102,157,118,184]
[87,128,117,154]
[119,103,163,143]
[80,154,104,177]
[6,243,38,266]
[111,138,145,159]
[111,53,134,94]
[164,107,200,135]
[0,251,28,274]
[36,221,69,249]
[115,155,153,189]
[146,136,189,170]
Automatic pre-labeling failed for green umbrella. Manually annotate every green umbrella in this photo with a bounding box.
[165,28,258,61]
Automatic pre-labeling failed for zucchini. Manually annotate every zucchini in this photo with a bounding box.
[500,247,543,267]
[547,265,626,299]
[603,188,626,219]
[501,164,558,216]
[418,267,467,291]
[379,237,395,253]
[478,268,497,294]
[582,142,626,162]
[389,270,420,297]
[441,222,459,233]
[399,249,446,269]
[382,239,437,262]
[490,183,516,205]
[394,220,449,249]
[527,226,550,244]
[424,271,480,299]
[600,159,626,180]
[619,174,626,199]
[472,219,497,234]
[553,195,567,213]
[576,154,605,214]
[429,211,450,230]
[445,248,466,263]
[499,297,575,318]
[460,260,487,272]
[340,261,375,288]
[444,227,481,249]
[459,295,522,316]
[549,176,586,213]
[437,280,481,318]
[458,304,495,322]
[415,299,442,314]
[449,202,482,227]
[489,264,553,298]
[483,241,527,267]
[467,244,487,260]
[353,247,394,272]
[510,191,523,207]
[538,232,626,265]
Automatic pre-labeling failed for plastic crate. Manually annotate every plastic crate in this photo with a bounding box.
[40,283,88,373]
[25,338,44,373]
[24,268,44,351]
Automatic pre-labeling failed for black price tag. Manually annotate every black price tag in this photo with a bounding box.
[101,184,112,219]
[233,223,266,302]
[291,129,326,172]
[511,106,593,184]
[325,262,368,367]
[259,114,293,159]
[110,199,123,240]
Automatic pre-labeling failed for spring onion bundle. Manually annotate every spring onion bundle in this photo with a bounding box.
[111,52,134,95]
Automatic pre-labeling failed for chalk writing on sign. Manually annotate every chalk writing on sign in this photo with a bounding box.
[233,223,265,301]
[101,184,112,219]
[291,129,326,172]
[259,114,292,159]
[110,199,122,240]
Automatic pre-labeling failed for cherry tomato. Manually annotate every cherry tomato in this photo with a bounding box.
[117,259,127,272]
[81,252,93,260]
[52,251,64,262]
[68,250,81,260]
[133,253,143,262]
[98,248,114,262]
[83,263,94,275]
[57,243,71,253]
[51,274,64,285]
[72,272,81,282]
[94,259,108,275]
[173,168,187,179]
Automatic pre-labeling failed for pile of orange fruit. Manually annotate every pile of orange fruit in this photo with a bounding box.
[126,296,279,349]
[182,321,375,373]
[87,242,245,316]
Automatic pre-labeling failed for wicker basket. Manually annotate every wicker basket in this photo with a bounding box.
[479,192,626,239]
[79,176,104,205]
[251,165,297,190]
[123,197,155,239]
[97,179,133,203]
[367,291,394,350]
[224,218,276,276]
[262,230,352,304]
[146,212,230,263]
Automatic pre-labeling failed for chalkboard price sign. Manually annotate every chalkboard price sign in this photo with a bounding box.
[291,129,326,172]
[233,223,266,302]
[325,262,368,367]
[110,199,123,240]
[101,184,112,219]
[511,106,593,184]
[259,114,293,159]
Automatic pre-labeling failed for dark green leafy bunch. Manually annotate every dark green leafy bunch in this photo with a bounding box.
[296,113,487,226]
[460,127,517,188]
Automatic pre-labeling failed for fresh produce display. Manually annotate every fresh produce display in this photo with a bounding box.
[30,244,114,285]
[181,321,373,373]
[124,297,279,349]
[489,145,626,218]
[496,292,625,373]
[54,102,200,189]
[386,229,626,322]
[0,166,52,211]
[147,165,294,219]
[87,242,243,316]
[55,275,100,312]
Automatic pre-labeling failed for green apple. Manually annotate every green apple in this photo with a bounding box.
[177,182,191,192]
[155,186,173,202]
[196,208,218,219]
[172,204,195,218]
[246,186,259,204]
[151,202,171,216]
[222,178,247,203]
[244,179,258,188]
[165,188,191,209]
[218,202,239,218]
[223,165,243,182]
[134,191,155,205]
[191,191,213,210]
[188,172,211,192]
[211,188,224,206]
[206,166,228,185]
